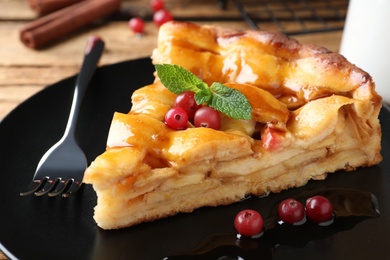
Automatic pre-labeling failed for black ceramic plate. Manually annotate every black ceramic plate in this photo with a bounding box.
[0,58,389,260]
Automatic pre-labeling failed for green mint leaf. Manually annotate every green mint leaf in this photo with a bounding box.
[194,82,212,104]
[209,82,252,120]
[195,90,212,105]
[155,63,253,121]
[196,82,209,92]
[155,64,202,94]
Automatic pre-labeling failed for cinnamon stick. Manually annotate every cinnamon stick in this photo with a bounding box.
[27,0,85,15]
[20,0,120,49]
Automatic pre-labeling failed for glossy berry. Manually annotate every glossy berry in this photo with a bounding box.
[174,91,200,119]
[234,209,264,237]
[153,9,173,27]
[305,195,334,224]
[278,198,306,225]
[151,0,164,11]
[194,106,221,130]
[164,107,188,130]
[129,17,145,34]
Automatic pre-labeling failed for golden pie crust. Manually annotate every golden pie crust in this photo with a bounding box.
[83,21,382,230]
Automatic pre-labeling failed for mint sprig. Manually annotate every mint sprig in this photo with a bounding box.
[155,64,252,120]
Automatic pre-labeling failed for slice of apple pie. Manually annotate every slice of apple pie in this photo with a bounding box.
[83,21,382,230]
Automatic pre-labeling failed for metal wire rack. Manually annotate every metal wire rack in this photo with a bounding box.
[219,0,349,35]
[120,0,349,36]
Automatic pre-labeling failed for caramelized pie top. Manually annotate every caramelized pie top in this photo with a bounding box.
[152,22,381,111]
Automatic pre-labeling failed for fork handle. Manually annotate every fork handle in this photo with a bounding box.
[63,36,105,138]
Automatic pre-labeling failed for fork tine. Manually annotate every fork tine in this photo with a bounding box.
[48,179,72,197]
[62,180,82,198]
[20,37,103,198]
[20,177,49,196]
[34,177,61,196]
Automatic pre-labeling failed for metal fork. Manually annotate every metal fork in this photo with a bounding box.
[20,36,105,198]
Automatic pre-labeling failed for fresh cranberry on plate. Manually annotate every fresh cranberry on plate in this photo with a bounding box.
[278,198,306,225]
[234,209,264,238]
[305,195,334,224]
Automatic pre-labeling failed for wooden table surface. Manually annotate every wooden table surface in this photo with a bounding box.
[0,0,344,259]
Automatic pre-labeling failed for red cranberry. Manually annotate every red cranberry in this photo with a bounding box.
[234,209,264,238]
[153,9,173,27]
[129,17,145,34]
[194,106,221,130]
[164,107,188,130]
[174,91,200,119]
[278,198,306,225]
[305,195,334,224]
[151,0,164,12]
